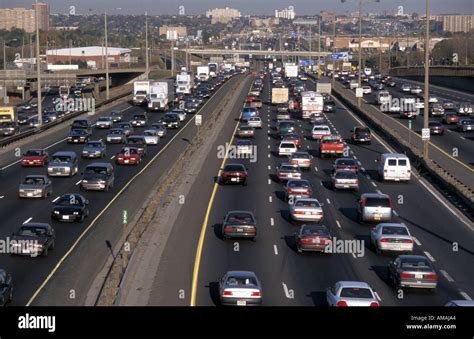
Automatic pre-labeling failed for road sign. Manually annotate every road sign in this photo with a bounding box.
[356,88,363,98]
[195,115,202,126]
[319,59,325,65]
[330,52,349,61]
[422,128,430,141]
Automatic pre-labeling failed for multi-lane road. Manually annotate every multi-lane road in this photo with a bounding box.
[130,71,473,306]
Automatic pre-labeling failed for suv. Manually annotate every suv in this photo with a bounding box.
[357,193,392,223]
[80,163,115,191]
[71,119,92,134]
[351,126,371,144]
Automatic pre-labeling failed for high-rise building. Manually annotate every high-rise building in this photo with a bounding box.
[0,2,49,33]
[206,7,241,24]
[159,26,188,39]
[275,7,295,20]
[431,15,474,33]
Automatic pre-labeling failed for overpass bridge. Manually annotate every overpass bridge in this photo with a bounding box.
[183,48,330,58]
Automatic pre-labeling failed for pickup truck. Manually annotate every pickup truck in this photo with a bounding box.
[319,135,345,158]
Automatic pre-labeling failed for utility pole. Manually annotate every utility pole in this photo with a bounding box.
[423,0,430,160]
[35,0,42,127]
[104,12,109,100]
[358,0,362,107]
[69,39,72,65]
[145,12,149,79]
[318,19,321,76]
[406,35,410,67]
[332,18,336,87]
[171,39,175,75]
[3,40,6,70]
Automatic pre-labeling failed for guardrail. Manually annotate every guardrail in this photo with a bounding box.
[329,79,473,216]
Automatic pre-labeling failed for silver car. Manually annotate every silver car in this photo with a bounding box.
[82,140,107,158]
[247,117,262,129]
[47,151,78,177]
[388,255,438,290]
[95,116,113,129]
[143,129,160,145]
[327,281,379,307]
[289,151,311,169]
[106,128,127,144]
[331,170,359,191]
[116,122,134,136]
[370,223,414,253]
[151,123,167,137]
[357,193,392,223]
[19,175,53,198]
[219,271,263,306]
[290,198,323,222]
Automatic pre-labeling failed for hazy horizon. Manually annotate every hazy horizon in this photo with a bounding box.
[1,0,473,16]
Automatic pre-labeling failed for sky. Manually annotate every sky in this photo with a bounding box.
[1,0,473,16]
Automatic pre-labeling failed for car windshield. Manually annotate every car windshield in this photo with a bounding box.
[227,213,254,223]
[224,165,245,172]
[23,177,45,185]
[98,117,110,122]
[295,200,319,208]
[401,258,431,270]
[382,226,409,235]
[281,143,295,148]
[340,287,373,299]
[18,226,47,237]
[25,150,42,156]
[226,276,257,287]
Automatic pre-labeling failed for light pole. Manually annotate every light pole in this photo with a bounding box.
[35,0,42,127]
[145,12,149,79]
[104,12,109,99]
[423,0,430,159]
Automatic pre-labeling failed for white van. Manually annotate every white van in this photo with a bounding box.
[378,154,411,182]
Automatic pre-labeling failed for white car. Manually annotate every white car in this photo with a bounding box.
[142,129,160,145]
[327,281,379,307]
[401,84,411,92]
[236,139,253,157]
[362,86,372,94]
[290,198,323,222]
[370,223,414,253]
[247,117,262,129]
[410,86,422,94]
[171,109,186,121]
[312,125,331,140]
[95,117,113,129]
[278,141,297,156]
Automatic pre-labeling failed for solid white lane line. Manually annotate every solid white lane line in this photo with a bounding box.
[336,220,342,228]
[424,251,436,262]
[273,245,279,255]
[460,291,472,301]
[23,217,32,224]
[440,270,454,282]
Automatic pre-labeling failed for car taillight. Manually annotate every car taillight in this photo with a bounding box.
[223,291,233,296]
[380,238,390,243]
[300,237,313,244]
[407,169,411,173]
[287,189,293,194]
[223,227,234,232]
[307,189,312,195]
[426,274,437,280]
[401,273,411,279]
[251,291,261,297]
[384,169,388,173]
[404,239,413,244]
[352,134,356,139]
[337,301,348,307]
[295,211,305,215]
[370,302,379,307]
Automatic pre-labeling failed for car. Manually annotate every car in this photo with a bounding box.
[0,269,13,306]
[106,128,127,143]
[326,281,379,307]
[222,211,257,240]
[361,85,372,94]
[82,140,107,158]
[0,122,19,136]
[71,119,92,133]
[444,300,474,307]
[21,149,49,167]
[443,100,456,111]
[386,80,396,87]
[242,107,258,122]
[285,179,312,202]
[245,96,256,103]
[218,271,262,306]
[457,119,474,132]
[126,136,147,156]
[237,125,255,138]
[290,198,323,222]
[80,163,115,191]
[333,158,358,174]
[289,151,311,169]
[18,113,30,125]
[163,113,180,129]
[276,163,302,182]
[143,129,160,145]
[235,139,254,158]
[47,151,79,177]
[331,169,359,191]
[323,100,336,113]
[278,141,297,156]
[378,153,411,182]
[116,122,134,136]
[410,86,422,95]
[115,147,142,165]
[357,193,392,223]
[388,255,438,290]
[277,120,296,137]
[10,223,55,257]
[400,83,411,92]
[67,129,90,144]
[350,126,371,144]
[170,109,186,122]
[309,113,325,125]
[429,103,445,117]
[457,103,473,116]
[184,100,199,113]
[110,111,123,123]
[95,116,113,129]
[18,175,53,199]
[294,224,331,253]
[150,123,167,137]
[249,98,263,109]
[51,193,90,222]
[370,223,414,254]
[220,163,247,185]
[442,113,461,125]
[247,117,262,129]
[311,125,331,140]
[428,121,444,135]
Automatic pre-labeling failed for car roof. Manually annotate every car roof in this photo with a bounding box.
[378,223,407,228]
[226,211,254,216]
[337,281,371,288]
[361,192,390,199]
[398,254,430,261]
[22,222,50,228]
[381,153,408,159]
[87,162,112,168]
[52,151,76,157]
[225,271,257,278]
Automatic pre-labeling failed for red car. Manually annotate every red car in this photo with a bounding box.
[245,96,257,103]
[442,113,461,125]
[21,149,49,167]
[333,158,358,174]
[282,134,303,149]
[115,147,142,165]
[220,163,247,185]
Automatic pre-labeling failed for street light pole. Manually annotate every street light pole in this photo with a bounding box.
[104,12,109,100]
[3,40,6,70]
[35,0,42,127]
[423,0,430,159]
[318,19,321,76]
[145,12,149,79]
[358,0,362,107]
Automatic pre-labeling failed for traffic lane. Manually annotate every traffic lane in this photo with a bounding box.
[0,78,238,305]
[321,102,474,300]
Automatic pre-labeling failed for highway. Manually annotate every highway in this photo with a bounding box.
[140,70,474,306]
[0,73,242,306]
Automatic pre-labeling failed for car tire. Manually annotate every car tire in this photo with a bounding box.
[42,246,48,257]
[105,184,109,192]
[50,240,55,250]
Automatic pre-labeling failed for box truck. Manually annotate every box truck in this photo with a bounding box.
[285,65,299,78]
[316,79,332,94]
[196,66,210,82]
[133,80,151,106]
[301,91,324,119]
[176,72,194,95]
[271,88,289,104]
[147,80,175,111]
[208,63,219,77]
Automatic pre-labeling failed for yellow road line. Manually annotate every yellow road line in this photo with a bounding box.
[25,77,237,306]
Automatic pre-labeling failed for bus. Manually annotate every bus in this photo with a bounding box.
[0,106,17,123]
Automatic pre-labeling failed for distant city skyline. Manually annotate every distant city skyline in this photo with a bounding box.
[1,0,473,16]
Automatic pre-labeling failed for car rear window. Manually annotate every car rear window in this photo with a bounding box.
[295,200,320,208]
[382,226,409,235]
[293,153,310,159]
[335,171,357,179]
[224,165,245,172]
[281,166,299,173]
[398,159,408,166]
[281,143,295,148]
[227,213,254,223]
[340,288,373,299]
[401,258,431,270]
[337,159,355,166]
[289,181,309,188]
[365,197,391,207]
[226,276,257,287]
[302,227,328,236]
